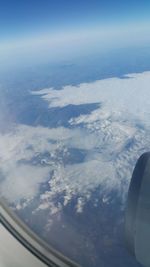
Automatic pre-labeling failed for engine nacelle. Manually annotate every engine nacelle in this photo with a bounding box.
[125,152,150,267]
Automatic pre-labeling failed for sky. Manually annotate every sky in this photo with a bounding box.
[0,0,150,68]
[0,0,150,39]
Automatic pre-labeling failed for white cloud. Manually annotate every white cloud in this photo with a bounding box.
[33,71,150,126]
[31,72,150,214]
[1,164,50,203]
[0,125,83,204]
[1,72,150,217]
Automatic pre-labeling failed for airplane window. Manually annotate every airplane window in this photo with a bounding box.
[0,1,150,267]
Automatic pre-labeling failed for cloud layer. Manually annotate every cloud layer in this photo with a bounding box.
[32,72,150,125]
[1,72,150,217]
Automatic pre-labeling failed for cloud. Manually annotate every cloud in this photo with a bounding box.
[1,72,150,217]
[32,71,150,126]
[31,72,150,213]
[0,125,83,204]
[1,164,50,203]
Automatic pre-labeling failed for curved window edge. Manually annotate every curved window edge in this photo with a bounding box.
[0,198,80,267]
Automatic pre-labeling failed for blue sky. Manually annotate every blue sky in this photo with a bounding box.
[0,0,150,68]
[1,0,150,40]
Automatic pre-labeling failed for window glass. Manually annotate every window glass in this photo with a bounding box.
[1,1,150,267]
